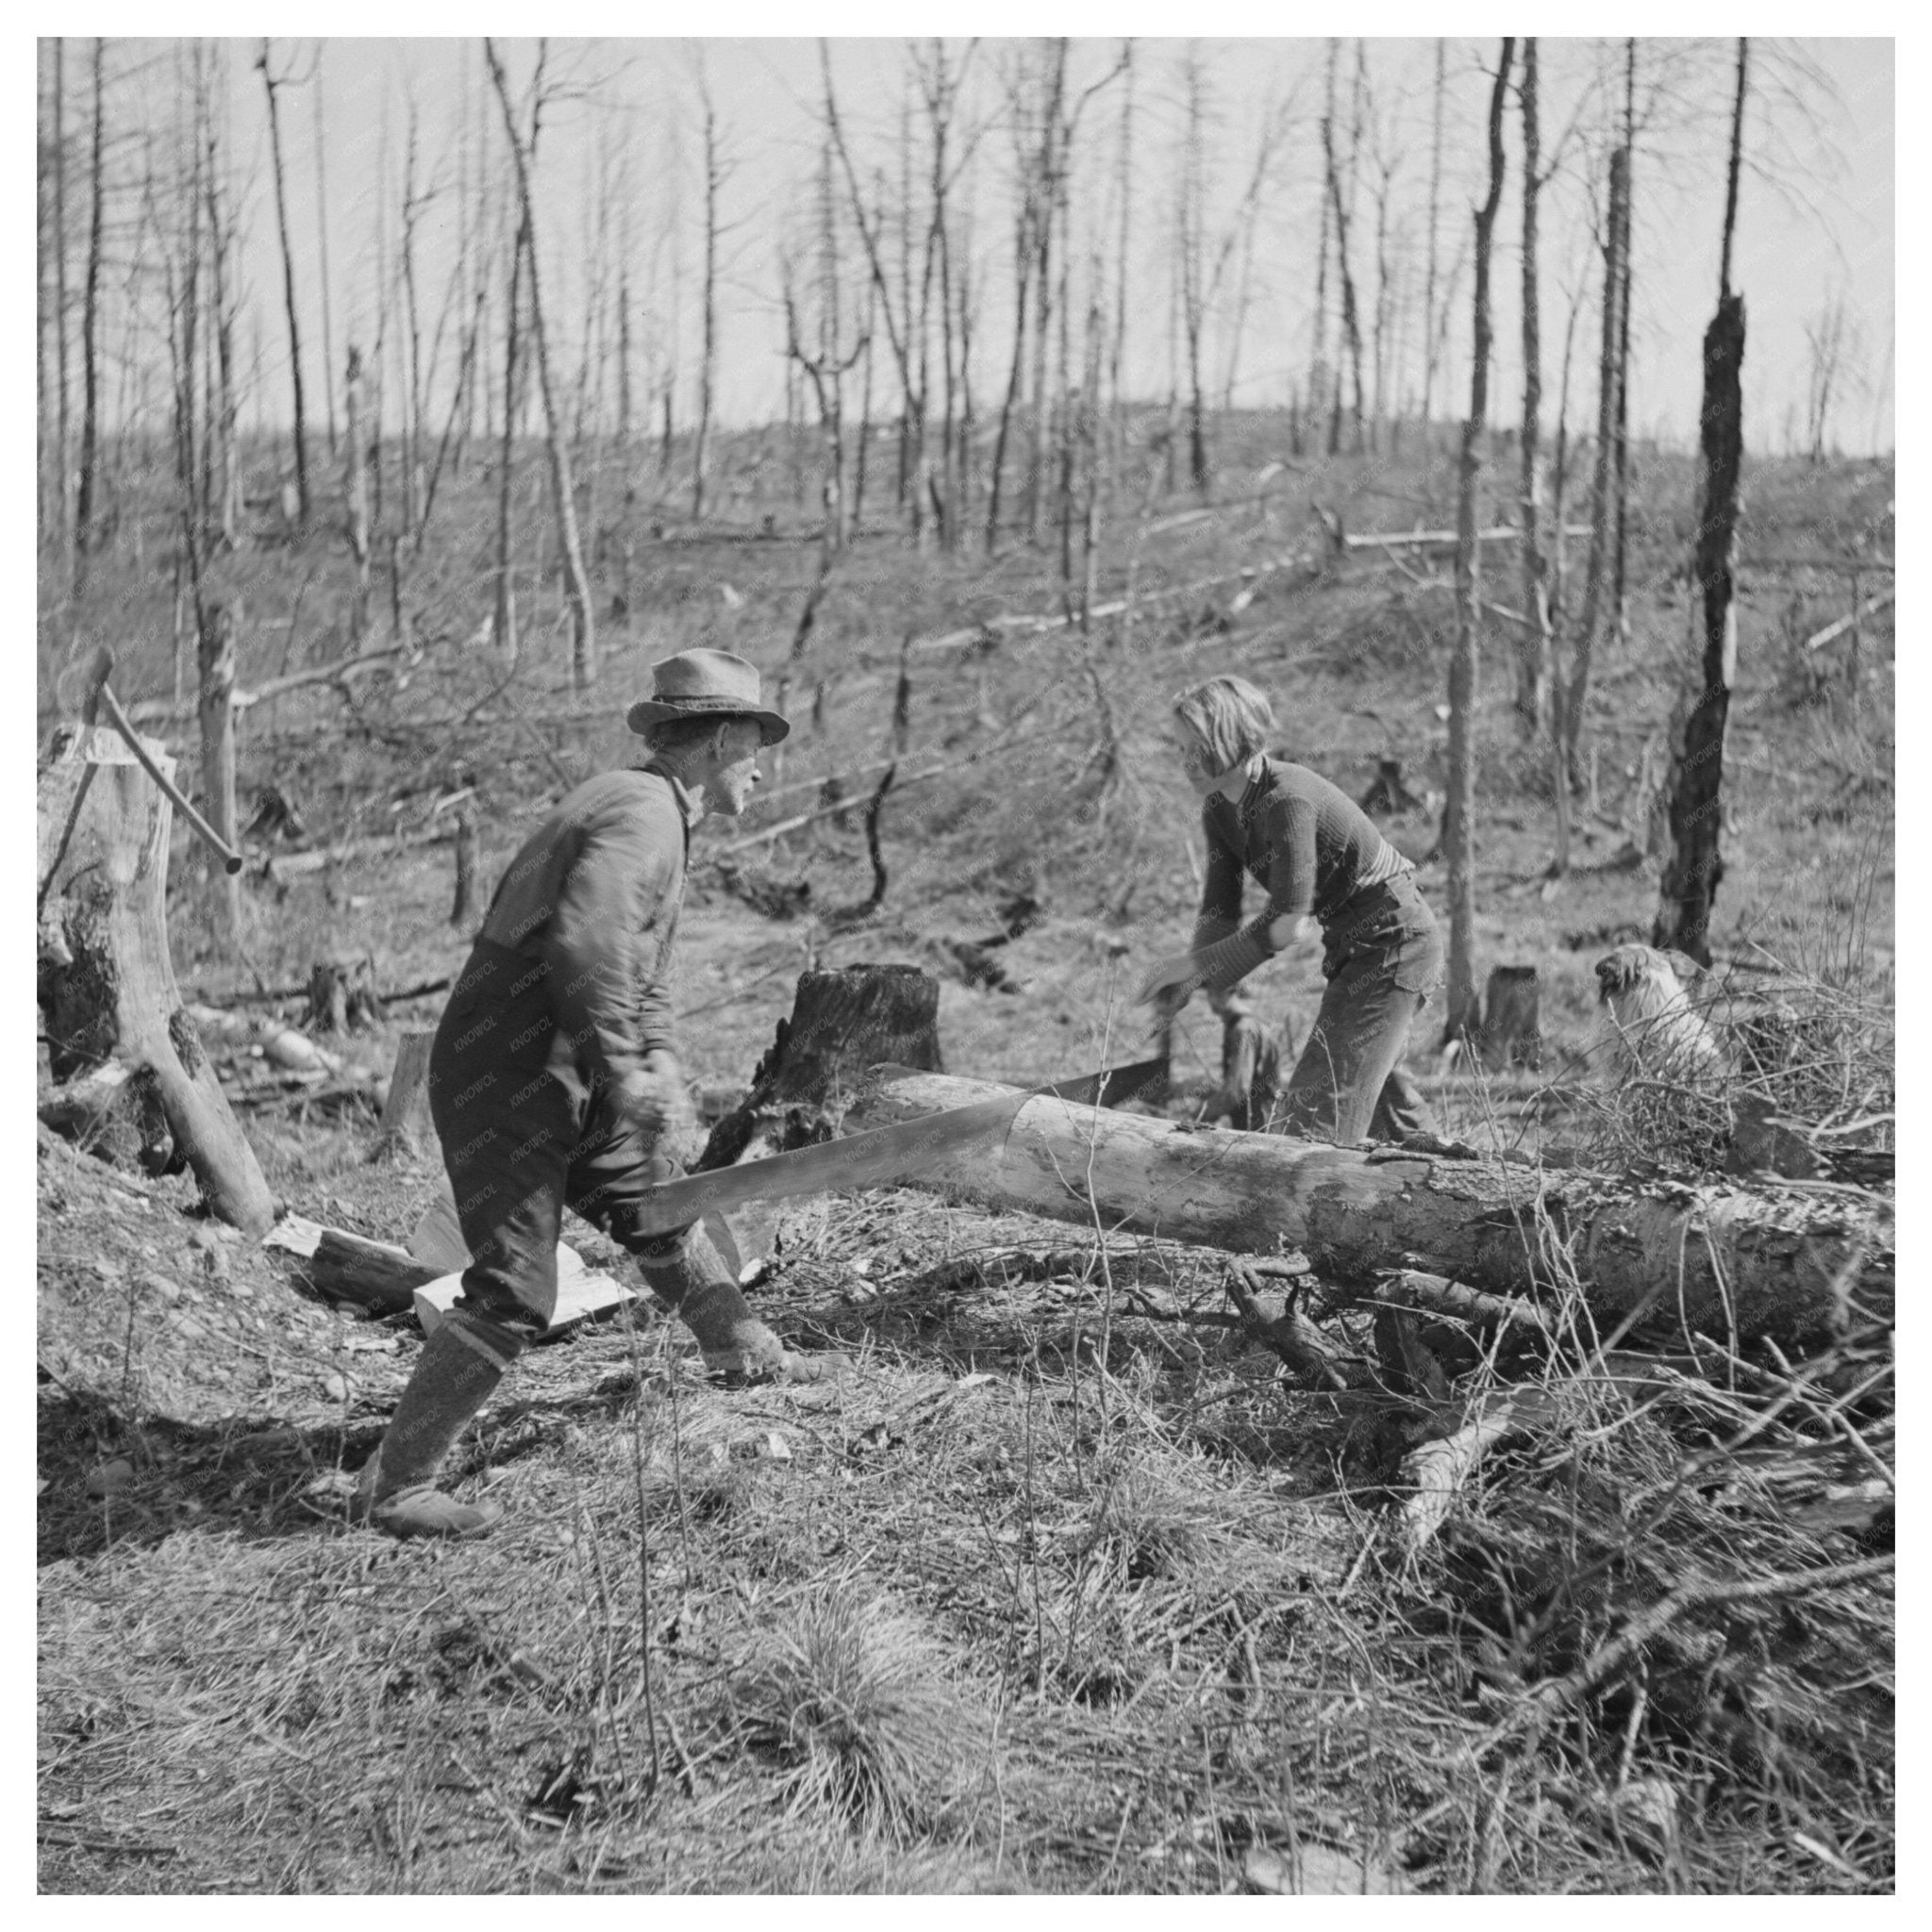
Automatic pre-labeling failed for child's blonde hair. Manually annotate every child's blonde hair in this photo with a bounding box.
[1172,675,1275,775]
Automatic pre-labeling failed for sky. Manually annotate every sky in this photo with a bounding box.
[32,22,1899,458]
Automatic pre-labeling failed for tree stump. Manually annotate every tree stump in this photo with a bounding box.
[1220,1012,1286,1131]
[370,1028,438,1163]
[36,724,276,1234]
[693,965,944,1267]
[1479,966,1542,1072]
[451,808,477,925]
[307,955,385,1034]
[698,964,945,1174]
[1358,757,1425,816]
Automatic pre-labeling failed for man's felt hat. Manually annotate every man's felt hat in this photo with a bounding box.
[625,648,790,746]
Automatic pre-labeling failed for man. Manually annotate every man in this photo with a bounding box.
[358,648,846,1541]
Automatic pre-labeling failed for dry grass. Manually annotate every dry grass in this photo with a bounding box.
[40,431,1892,1892]
[724,1586,974,1840]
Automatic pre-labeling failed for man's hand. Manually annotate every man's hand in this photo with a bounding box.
[612,1051,697,1145]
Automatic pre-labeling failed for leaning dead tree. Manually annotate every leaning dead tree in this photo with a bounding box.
[1655,38,1749,964]
[39,706,275,1236]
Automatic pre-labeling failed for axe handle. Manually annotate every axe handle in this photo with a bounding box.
[92,680,246,874]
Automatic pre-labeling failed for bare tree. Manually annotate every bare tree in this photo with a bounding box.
[74,36,107,588]
[485,37,596,690]
[1321,96,1366,453]
[780,136,869,551]
[1803,291,1856,462]
[1558,141,1629,777]
[1442,37,1515,1048]
[344,343,373,640]
[1514,37,1552,737]
[1414,41,1444,438]
[691,49,729,523]
[312,42,338,458]
[1654,38,1749,964]
[53,39,72,570]
[258,39,310,525]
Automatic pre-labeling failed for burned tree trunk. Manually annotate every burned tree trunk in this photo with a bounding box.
[1656,41,1749,967]
[842,1070,1890,1350]
[698,964,944,1174]
[1479,964,1541,1071]
[37,725,276,1234]
[694,963,945,1272]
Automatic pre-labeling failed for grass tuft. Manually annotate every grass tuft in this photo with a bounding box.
[727,1586,973,1840]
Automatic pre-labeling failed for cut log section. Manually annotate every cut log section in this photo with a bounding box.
[370,1028,438,1162]
[264,1215,438,1314]
[412,1267,634,1338]
[840,1070,1891,1350]
[37,724,276,1235]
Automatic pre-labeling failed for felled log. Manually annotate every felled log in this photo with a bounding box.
[37,724,276,1235]
[840,1070,1891,1349]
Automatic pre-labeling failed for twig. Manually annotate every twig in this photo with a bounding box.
[1464,1552,1894,1762]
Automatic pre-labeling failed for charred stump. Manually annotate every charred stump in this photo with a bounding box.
[306,954,385,1034]
[698,964,944,1175]
[37,724,276,1234]
[1479,964,1542,1072]
[1358,757,1425,817]
[1220,1012,1286,1130]
[694,962,944,1272]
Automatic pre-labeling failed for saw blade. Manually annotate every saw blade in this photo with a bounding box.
[627,1057,1169,1237]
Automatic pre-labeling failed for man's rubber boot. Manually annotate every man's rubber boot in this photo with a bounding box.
[355,1318,518,1539]
[637,1223,851,1385]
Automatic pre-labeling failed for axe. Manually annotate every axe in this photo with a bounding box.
[78,647,245,874]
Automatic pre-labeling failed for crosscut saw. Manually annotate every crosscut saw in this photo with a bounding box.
[628,1056,1168,1239]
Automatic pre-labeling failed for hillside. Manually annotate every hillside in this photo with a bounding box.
[37,420,1894,1893]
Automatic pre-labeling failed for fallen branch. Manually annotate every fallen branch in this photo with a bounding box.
[1222,1258,1360,1391]
[709,731,1052,857]
[1466,1551,1894,1759]
[262,824,457,880]
[125,646,408,724]
[1804,590,1894,654]
[1373,1268,1553,1337]
[1399,1383,1565,1551]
